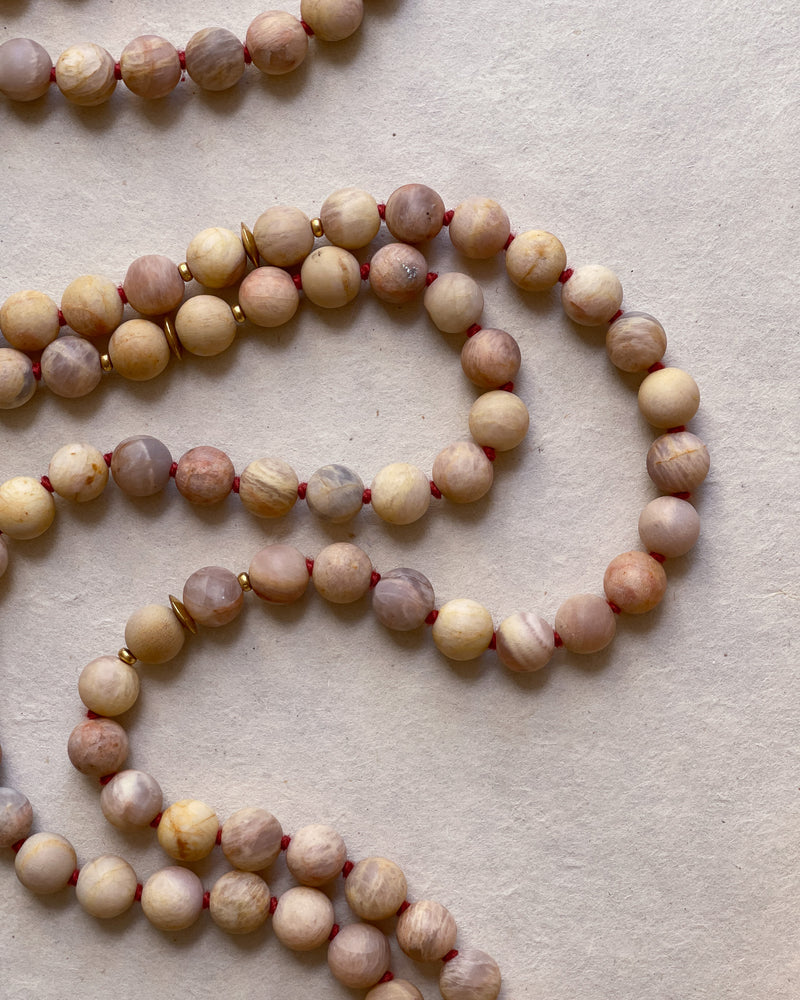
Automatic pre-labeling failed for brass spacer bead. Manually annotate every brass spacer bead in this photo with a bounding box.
[118,647,138,666]
[231,303,246,325]
[240,223,260,268]
[169,595,198,635]
[310,217,324,238]
[100,353,114,373]
[178,262,194,282]
[162,316,184,360]
[237,572,252,592]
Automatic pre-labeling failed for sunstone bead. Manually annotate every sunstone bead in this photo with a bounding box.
[638,367,700,428]
[439,948,502,1000]
[345,856,407,921]
[119,35,181,99]
[252,206,315,267]
[604,550,667,614]
[554,594,616,654]
[67,717,129,777]
[110,435,173,497]
[328,923,391,989]
[301,0,364,41]
[384,184,445,244]
[141,866,204,931]
[468,390,529,451]
[209,871,272,934]
[396,899,457,962]
[312,542,372,604]
[646,431,710,493]
[221,807,283,871]
[605,311,667,372]
[319,186,380,249]
[238,266,299,327]
[432,441,493,503]
[638,496,701,558]
[286,823,347,886]
[461,328,521,389]
[175,446,235,506]
[123,254,184,316]
[561,264,623,326]
[272,886,335,951]
[249,543,310,604]
[368,244,428,304]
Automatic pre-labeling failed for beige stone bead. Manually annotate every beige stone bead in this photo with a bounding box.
[55,43,117,106]
[366,981,423,1000]
[123,254,184,316]
[141,866,204,931]
[372,567,435,631]
[253,206,315,267]
[0,38,53,101]
[300,246,361,308]
[368,243,428,304]
[345,857,407,921]
[370,462,431,525]
[384,184,445,244]
[209,871,272,934]
[638,495,700,558]
[272,886,335,950]
[108,319,171,381]
[320,187,380,249]
[182,566,244,628]
[301,0,364,40]
[175,446,235,505]
[249,543,310,604]
[312,542,373,604]
[605,312,667,372]
[238,266,300,327]
[40,336,102,398]
[119,35,181,99]
[174,295,238,356]
[604,550,667,614]
[0,348,36,409]
[561,265,623,326]
[448,197,510,259]
[439,948,502,1000]
[78,654,140,716]
[638,367,700,428]
[157,799,219,862]
[432,598,494,661]
[328,923,391,989]
[67,717,129,777]
[432,441,493,503]
[246,12,309,75]
[469,390,529,451]
[505,229,567,291]
[76,855,138,919]
[60,274,124,338]
[646,431,710,493]
[396,899,457,962]
[306,463,364,522]
[15,832,77,895]
[0,788,33,848]
[554,594,616,654]
[184,27,246,91]
[186,228,246,289]
[221,807,283,871]
[239,458,299,518]
[101,770,163,831]
[496,612,555,672]
[0,476,56,540]
[424,272,484,333]
[124,604,186,664]
[0,289,60,351]
[286,823,347,886]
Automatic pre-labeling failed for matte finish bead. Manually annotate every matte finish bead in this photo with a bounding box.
[141,866,204,930]
[15,832,77,894]
[432,441,494,503]
[248,543,310,604]
[301,0,364,40]
[638,367,700,428]
[496,612,555,672]
[312,542,373,604]
[396,899,458,962]
[78,654,140,716]
[638,496,701,558]
[157,799,219,862]
[448,196,510,259]
[67,717,129,777]
[174,295,238,356]
[370,463,431,525]
[368,243,428,304]
[328,923,392,989]
[366,982,423,1000]
[372,568,435,631]
[306,463,364,522]
[505,229,567,291]
[239,458,299,518]
[185,27,246,91]
[0,348,36,409]
[238,266,300,327]
[182,566,244,627]
[55,43,116,105]
[110,435,173,497]
[461,328,521,388]
[60,274,124,338]
[175,446,235,505]
[606,312,667,372]
[0,289,60,351]
[0,476,56,540]
[554,594,616,654]
[0,787,33,848]
[646,431,710,493]
[468,390,529,451]
[439,948,502,1000]
[186,227,247,288]
[100,770,163,831]
[319,187,380,249]
[432,598,495,660]
[424,272,484,333]
[272,886,335,950]
[0,38,52,101]
[209,871,271,934]
[604,550,668,614]
[253,206,315,267]
[76,855,138,918]
[286,823,347,886]
[119,35,181,99]
[124,604,186,664]
[48,443,108,502]
[385,184,445,244]
[123,255,184,316]
[561,265,623,326]
[108,319,170,381]
[301,246,361,308]
[345,856,408,921]
[40,336,102,398]
[246,12,309,75]
[221,807,283,871]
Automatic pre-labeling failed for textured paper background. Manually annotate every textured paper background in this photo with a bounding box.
[0,1,798,998]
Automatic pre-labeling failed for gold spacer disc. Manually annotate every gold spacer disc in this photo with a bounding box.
[240,223,260,268]
[118,647,138,666]
[178,262,194,282]
[169,595,198,635]
[100,353,114,373]
[162,316,184,360]
[310,217,324,238]
[231,303,247,325]
[237,572,253,592]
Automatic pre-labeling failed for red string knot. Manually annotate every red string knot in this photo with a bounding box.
[231,475,241,494]
[99,772,117,786]
[300,19,315,35]
[362,488,372,505]
[149,812,163,829]
[31,362,42,382]
[425,271,439,286]
[117,285,128,304]
[667,425,686,434]
[134,883,143,902]
[608,309,624,324]
[242,44,252,64]
[377,203,386,219]
[466,323,482,338]
[342,860,354,878]
[672,491,691,500]
[86,710,100,719]
[292,273,303,290]
[178,50,187,71]
[488,632,497,650]
[379,972,395,984]
[443,210,455,226]
[58,309,67,327]
[113,62,122,80]
[396,900,410,916]
[68,869,80,887]
[297,481,308,499]
[607,600,622,615]
[360,262,371,281]
[442,949,459,964]
[269,895,279,915]
[215,827,223,846]
[649,551,667,563]
[329,924,340,940]
[305,558,314,576]
[169,462,178,478]
[49,66,56,83]
[103,451,113,467]
[482,446,496,462]
[11,839,26,854]
[369,571,381,589]
[280,834,292,851]
[503,232,516,250]
[500,381,514,392]
[553,630,564,648]
[648,361,665,373]
[40,475,55,493]
[429,481,442,499]
[425,609,439,626]
[202,891,211,909]
[558,268,574,284]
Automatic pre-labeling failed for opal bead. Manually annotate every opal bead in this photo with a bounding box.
[638,496,701,558]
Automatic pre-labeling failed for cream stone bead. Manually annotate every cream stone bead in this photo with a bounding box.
[368,243,428,304]
[40,336,102,398]
[272,886,335,950]
[286,823,347,886]
[238,266,300,327]
[345,857,408,921]
[0,38,53,101]
[238,457,299,518]
[15,833,77,894]
[424,272,484,333]
[301,0,364,40]
[78,654,140,716]
[370,463,431,525]
[496,612,555,672]
[246,12,309,75]
[61,274,124,338]
[367,982,423,1000]
[0,348,36,409]
[76,855,138,919]
[604,550,667,614]
[249,543,310,604]
[605,312,667,372]
[448,197,510,259]
[110,435,173,497]
[432,441,494,503]
[186,227,247,288]
[67,717,129,777]
[185,28,246,91]
[124,604,186,664]
[561,265,623,326]
[101,770,163,831]
[306,463,364,522]
[328,923,391,989]
[0,289,60,351]
[0,787,33,848]
[638,367,700,428]
[439,948,502,1000]
[432,598,494,661]
[638,495,701,558]
[55,43,116,105]
[372,568,436,631]
[119,35,181,99]
[505,229,567,291]
[646,431,710,493]
[175,446,235,505]
[469,390,529,451]
[174,295,238,356]
[221,807,283,871]
[0,477,56,540]
[182,566,244,627]
[157,799,219,862]
[141,866,205,931]
[123,254,184,316]
[319,187,380,249]
[48,443,108,502]
[312,542,373,604]
[385,184,445,244]
[554,594,616,654]
[209,871,272,934]
[108,319,171,381]
[301,246,361,308]
[396,899,458,962]
[253,206,315,267]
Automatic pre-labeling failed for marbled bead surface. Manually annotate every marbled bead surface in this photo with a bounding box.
[561,264,623,326]
[604,550,667,614]
[40,336,102,398]
[157,799,219,862]
[101,769,163,831]
[182,565,244,627]
[312,542,373,604]
[320,186,381,249]
[123,254,184,316]
[48,443,108,502]
[15,832,77,894]
[328,923,392,989]
[301,0,364,40]
[345,856,408,921]
[175,446,235,505]
[0,289,60,351]
[141,866,204,930]
[306,463,364,523]
[366,981,424,1000]
[78,654,140,716]
[67,717,129,777]
[439,948,502,1000]
[396,899,458,962]
[646,431,710,493]
[185,27,246,91]
[372,568,435,631]
[253,206,315,267]
[186,227,247,288]
[496,612,555,672]
[221,807,283,871]
[605,312,667,372]
[301,246,361,308]
[638,495,701,558]
[0,477,56,540]
[432,598,494,661]
[368,243,428,304]
[384,184,445,244]
[554,594,616,654]
[432,441,494,504]
[55,43,116,105]
[249,543,309,603]
[370,463,431,525]
[0,348,36,409]
[461,328,521,389]
[61,274,123,338]
[246,11,309,75]
[272,886,335,950]
[238,457,299,517]
[76,855,138,919]
[424,272,484,333]
[110,435,173,497]
[174,295,237,356]
[238,266,300,327]
[0,787,33,848]
[505,229,567,291]
[209,871,271,934]
[448,196,510,259]
[0,38,52,101]
[286,823,347,886]
[119,35,181,99]
[108,318,171,381]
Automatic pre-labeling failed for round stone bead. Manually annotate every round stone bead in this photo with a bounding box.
[448,196,510,259]
[432,441,494,503]
[40,336,102,398]
[461,328,521,389]
[604,550,667,614]
[249,543,310,604]
[175,446,235,505]
[157,799,219,862]
[368,243,428,304]
[119,35,181,99]
[505,229,567,291]
[186,227,247,288]
[301,246,361,308]
[110,435,173,497]
[312,542,373,604]
[606,312,667,372]
[108,319,170,381]
[432,598,494,661]
[60,275,123,338]
[0,788,33,848]
[238,266,300,327]
[209,871,272,934]
[48,443,108,502]
[638,367,700,428]
[372,568,435,631]
[182,566,244,627]
[385,184,445,244]
[55,43,116,105]
[76,855,138,919]
[0,348,36,409]
[439,948,502,1000]
[0,536,8,579]
[286,823,347,886]
[646,431,710,493]
[554,594,616,654]
[0,38,53,101]
[320,187,380,249]
[238,458,299,518]
[124,604,186,664]
[15,832,77,894]
[424,273,484,333]
[301,0,364,40]
[306,463,364,523]
[100,770,163,831]
[370,463,431,525]
[78,654,140,716]
[185,27,246,91]
[328,923,391,989]
[272,886,335,951]
[469,390,529,451]
[396,899,457,962]
[246,12,309,75]
[496,612,555,672]
[123,254,184,316]
[141,866,204,931]
[253,206,315,267]
[0,289,60,351]
[67,717,129,777]
[221,807,283,871]
[366,982,423,1000]
[0,477,56,540]
[638,496,700,558]
[345,857,407,921]
[174,295,238,356]
[561,265,623,326]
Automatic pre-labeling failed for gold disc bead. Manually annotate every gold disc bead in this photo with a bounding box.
[237,572,253,592]
[178,262,193,282]
[240,223,260,268]
[231,304,246,325]
[169,595,198,635]
[118,648,138,666]
[162,317,184,360]
[310,218,325,238]
[99,353,114,373]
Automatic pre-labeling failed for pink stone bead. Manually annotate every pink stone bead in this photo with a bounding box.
[606,312,667,372]
[368,243,428,304]
[439,948,502,1000]
[220,807,283,871]
[448,196,510,259]
[396,899,458,961]
[432,441,494,503]
[15,832,77,894]
[554,594,616,654]
[238,266,300,328]
[123,254,184,316]
[286,823,347,886]
[0,348,36,409]
[372,568,435,631]
[100,770,163,830]
[182,566,244,627]
[175,446,235,505]
[110,435,173,497]
[306,463,364,523]
[496,612,555,672]
[328,923,391,989]
[248,543,310,604]
[603,550,667,614]
[0,787,33,848]
[141,866,204,930]
[366,982,423,1000]
[209,871,271,934]
[461,328,521,389]
[384,184,445,244]
[312,542,373,604]
[185,28,246,92]
[301,0,364,41]
[67,718,129,777]
[246,12,309,75]
[0,38,52,102]
[638,495,701,558]
[40,336,102,398]
[561,265,623,327]
[646,431,710,493]
[119,35,181,99]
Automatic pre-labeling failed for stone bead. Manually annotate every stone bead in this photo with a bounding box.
[141,866,204,931]
[439,948,502,1000]
[174,295,238,356]
[110,435,173,497]
[370,463,431,525]
[312,542,372,604]
[448,197,510,259]
[67,717,129,777]
[646,431,710,493]
[14,833,77,895]
[424,273,484,333]
[0,348,36,409]
[78,654,140,716]
[239,457,299,518]
[209,871,271,934]
[432,598,495,661]
[185,27,246,91]
[0,289,60,351]
[301,246,361,308]
[157,799,219,862]
[175,446,235,505]
[0,38,53,101]
[186,227,247,288]
[221,807,283,871]
[100,770,163,831]
[182,566,244,627]
[505,229,567,292]
[55,43,117,106]
[638,367,700,428]
[238,266,300,327]
[76,855,138,919]
[0,787,33,848]
[40,336,102,398]
[123,254,184,316]
[320,187,380,249]
[366,982,423,1000]
[396,900,458,962]
[0,477,56,540]
[345,857,407,921]
[605,312,667,372]
[496,612,555,672]
[108,319,170,381]
[554,594,616,654]
[60,275,123,338]
[638,496,700,558]
[604,550,667,614]
[253,206,315,267]
[385,184,445,244]
[248,543,310,604]
[246,12,309,75]
[301,0,364,40]
[306,463,364,523]
[0,536,7,579]
[461,329,521,389]
[119,35,181,99]
[328,923,392,989]
[272,886,335,950]
[48,443,108,502]
[368,243,428,304]
[124,604,186,664]
[469,390,529,451]
[561,265,623,326]
[286,823,347,886]
[432,441,494,503]
[372,568,435,631]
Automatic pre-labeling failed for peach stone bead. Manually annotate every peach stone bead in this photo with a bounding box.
[185,28,246,91]
[448,196,510,259]
[253,206,315,267]
[312,542,373,604]
[175,445,235,505]
[301,246,361,308]
[366,982,423,1000]
[15,832,77,894]
[496,612,555,672]
[646,431,710,493]
[432,441,494,503]
[638,367,700,428]
[286,823,347,886]
[306,463,364,523]
[424,272,484,333]
[396,899,458,962]
[100,770,163,830]
[439,948,502,1000]
[157,799,219,862]
[55,43,117,106]
[505,229,567,291]
[604,550,667,614]
[328,923,391,989]
[345,857,408,921]
[124,604,186,664]
[385,184,446,244]
[78,654,140,716]
[186,227,247,288]
[60,274,123,338]
[209,871,272,934]
[301,0,364,40]
[0,290,59,351]
[372,568,435,631]
[0,477,56,539]
[246,11,309,75]
[368,243,428,304]
[123,254,184,316]
[0,38,53,101]
[554,594,616,654]
[249,543,310,604]
[0,788,33,848]
[221,807,283,871]
[433,598,495,661]
[76,855,138,918]
[111,435,173,496]
[561,265,623,326]
[461,328,521,389]
[182,566,244,627]
[0,348,36,409]
[119,35,181,99]
[638,495,701,558]
[469,390,529,451]
[320,187,380,249]
[238,266,300,327]
[67,717,129,777]
[272,886,335,950]
[141,866,204,930]
[108,319,170,381]
[174,295,238,356]
[605,312,667,372]
[370,462,431,525]
[238,457,299,518]
[40,336,102,398]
